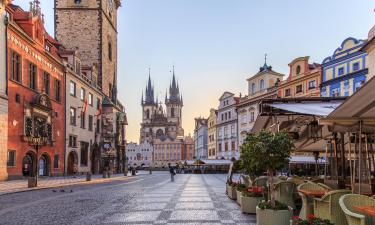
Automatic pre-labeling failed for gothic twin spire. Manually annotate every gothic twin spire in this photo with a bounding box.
[142,67,183,105]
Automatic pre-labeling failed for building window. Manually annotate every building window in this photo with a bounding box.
[221,114,224,121]
[225,142,228,151]
[296,65,301,75]
[296,85,303,93]
[171,108,175,118]
[308,80,316,90]
[10,51,22,83]
[15,93,20,103]
[97,98,101,110]
[7,150,15,167]
[53,155,59,168]
[70,107,76,126]
[355,80,365,91]
[353,62,360,71]
[285,89,291,97]
[108,42,112,61]
[250,112,255,122]
[332,88,340,97]
[69,135,77,147]
[88,93,93,106]
[43,72,50,95]
[55,79,61,102]
[80,112,86,129]
[96,119,101,133]
[80,142,88,166]
[80,88,86,101]
[88,115,93,131]
[338,67,344,76]
[109,83,113,100]
[74,0,81,4]
[228,111,231,119]
[260,79,265,90]
[29,63,37,90]
[251,83,256,94]
[70,81,76,97]
[231,141,235,151]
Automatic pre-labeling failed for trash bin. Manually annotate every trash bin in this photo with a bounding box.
[28,177,37,188]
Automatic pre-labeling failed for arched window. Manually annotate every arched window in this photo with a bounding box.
[260,79,265,90]
[171,108,175,118]
[108,42,112,61]
[146,109,150,119]
[296,65,301,75]
[251,83,256,94]
[74,0,81,4]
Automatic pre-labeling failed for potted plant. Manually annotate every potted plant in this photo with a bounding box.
[227,180,238,200]
[291,215,334,225]
[243,130,294,225]
[240,188,264,214]
[236,184,247,205]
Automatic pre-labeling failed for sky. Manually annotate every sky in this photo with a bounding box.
[13,0,375,143]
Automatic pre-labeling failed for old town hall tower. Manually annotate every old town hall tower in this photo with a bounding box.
[140,70,184,144]
[54,0,120,98]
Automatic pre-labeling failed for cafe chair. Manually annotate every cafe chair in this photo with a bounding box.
[287,176,305,186]
[274,181,296,209]
[241,175,252,188]
[297,181,327,220]
[313,189,351,225]
[254,176,268,189]
[317,183,333,191]
[339,194,375,225]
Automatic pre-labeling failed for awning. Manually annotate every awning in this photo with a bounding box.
[267,102,342,116]
[290,156,326,164]
[185,159,232,166]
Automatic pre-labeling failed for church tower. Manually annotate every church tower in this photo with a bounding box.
[140,73,158,143]
[54,0,121,98]
[165,67,184,137]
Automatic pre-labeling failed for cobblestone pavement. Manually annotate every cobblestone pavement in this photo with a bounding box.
[0,172,256,225]
[0,171,149,195]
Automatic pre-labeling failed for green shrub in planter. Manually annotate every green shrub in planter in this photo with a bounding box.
[256,201,293,225]
[241,190,264,214]
[291,214,334,225]
[227,182,238,200]
[236,184,247,205]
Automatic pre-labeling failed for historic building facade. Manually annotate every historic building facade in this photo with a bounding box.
[6,2,65,178]
[321,38,368,97]
[194,117,208,159]
[153,137,184,167]
[362,26,375,80]
[60,50,103,175]
[277,56,321,98]
[55,0,127,174]
[237,61,283,147]
[140,72,184,144]
[182,135,195,161]
[0,0,8,181]
[216,92,239,160]
[126,142,153,168]
[207,109,217,159]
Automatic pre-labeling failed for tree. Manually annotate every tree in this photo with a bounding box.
[241,130,294,207]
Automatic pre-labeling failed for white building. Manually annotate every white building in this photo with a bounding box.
[61,50,103,175]
[237,61,284,147]
[216,92,239,160]
[194,118,208,159]
[126,142,153,168]
[0,0,8,181]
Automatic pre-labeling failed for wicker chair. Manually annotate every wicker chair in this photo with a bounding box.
[287,176,305,186]
[241,175,252,188]
[317,183,333,191]
[313,189,351,225]
[339,194,375,225]
[274,181,296,209]
[297,181,328,219]
[254,176,268,189]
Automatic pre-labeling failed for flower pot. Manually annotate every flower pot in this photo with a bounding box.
[227,185,237,200]
[236,190,242,205]
[256,206,293,225]
[241,196,263,214]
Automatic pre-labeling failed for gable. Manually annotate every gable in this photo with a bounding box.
[219,92,234,100]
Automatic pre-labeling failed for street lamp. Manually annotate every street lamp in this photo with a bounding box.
[313,151,320,176]
[27,136,48,187]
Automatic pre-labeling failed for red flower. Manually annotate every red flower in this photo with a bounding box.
[292,216,300,221]
[308,214,315,219]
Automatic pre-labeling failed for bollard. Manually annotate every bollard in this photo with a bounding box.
[86,172,92,181]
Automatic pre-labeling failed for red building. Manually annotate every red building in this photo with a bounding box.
[6,2,65,179]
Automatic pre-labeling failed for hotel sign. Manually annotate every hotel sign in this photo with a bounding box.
[27,136,48,146]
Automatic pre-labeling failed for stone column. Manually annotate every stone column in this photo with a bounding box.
[0,0,8,181]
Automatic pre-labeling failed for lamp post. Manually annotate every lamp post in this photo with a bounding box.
[313,151,320,176]
[27,136,47,187]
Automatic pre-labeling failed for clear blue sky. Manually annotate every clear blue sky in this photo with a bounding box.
[13,0,375,142]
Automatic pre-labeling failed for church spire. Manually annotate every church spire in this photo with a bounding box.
[144,68,155,104]
[168,65,182,104]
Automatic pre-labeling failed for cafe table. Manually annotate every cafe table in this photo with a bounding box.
[354,206,375,216]
[298,189,327,197]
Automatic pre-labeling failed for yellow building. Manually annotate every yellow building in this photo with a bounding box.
[362,25,375,80]
[207,109,217,159]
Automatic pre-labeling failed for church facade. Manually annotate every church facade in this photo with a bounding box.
[140,71,184,144]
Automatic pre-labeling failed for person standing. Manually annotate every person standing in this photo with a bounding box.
[169,166,175,182]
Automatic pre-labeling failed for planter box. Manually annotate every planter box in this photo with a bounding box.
[256,206,293,225]
[227,185,237,200]
[241,196,263,214]
[236,190,242,205]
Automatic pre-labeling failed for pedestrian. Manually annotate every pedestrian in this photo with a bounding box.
[169,166,175,182]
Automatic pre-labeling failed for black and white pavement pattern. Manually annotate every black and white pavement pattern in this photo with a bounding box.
[0,172,256,225]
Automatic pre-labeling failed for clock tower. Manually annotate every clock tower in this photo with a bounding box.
[54,0,121,99]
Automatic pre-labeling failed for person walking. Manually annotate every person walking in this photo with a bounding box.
[169,166,175,182]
